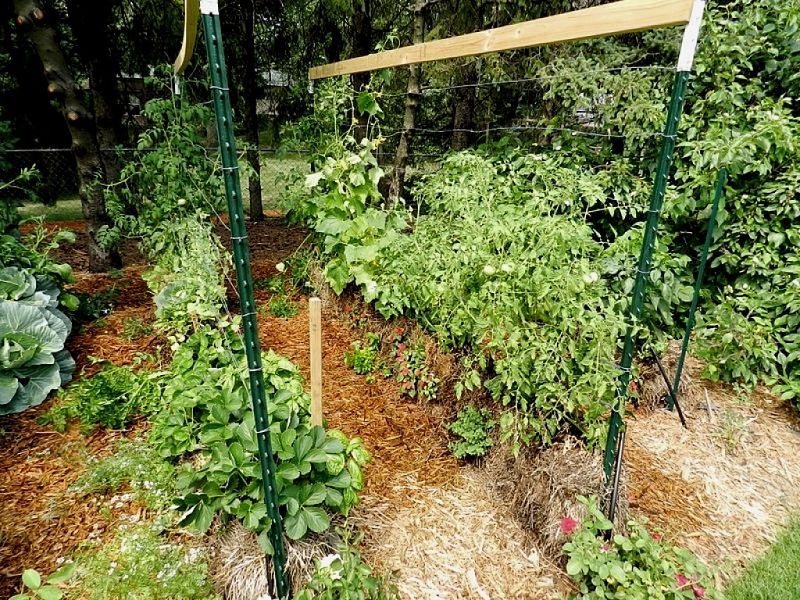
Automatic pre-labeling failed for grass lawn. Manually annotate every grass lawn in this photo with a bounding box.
[18,196,83,222]
[725,519,800,600]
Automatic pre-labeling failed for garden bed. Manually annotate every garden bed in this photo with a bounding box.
[1,218,799,599]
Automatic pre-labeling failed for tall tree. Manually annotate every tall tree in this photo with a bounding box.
[14,0,117,271]
[221,0,264,221]
[389,0,426,201]
[67,0,126,182]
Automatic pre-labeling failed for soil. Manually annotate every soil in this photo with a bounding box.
[2,217,799,598]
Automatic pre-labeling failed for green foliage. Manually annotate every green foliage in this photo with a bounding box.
[121,316,154,340]
[143,217,229,335]
[345,333,380,375]
[285,126,406,299]
[0,168,39,234]
[40,362,163,434]
[0,269,75,415]
[69,524,218,600]
[100,78,224,257]
[563,497,720,600]
[9,564,74,600]
[149,326,370,550]
[374,151,628,448]
[70,287,118,322]
[70,438,178,511]
[296,529,398,600]
[0,219,76,290]
[448,405,496,459]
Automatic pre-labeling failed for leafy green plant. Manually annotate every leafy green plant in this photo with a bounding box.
[390,330,439,402]
[10,564,75,600]
[70,287,118,322]
[0,218,76,289]
[100,76,225,257]
[0,273,75,415]
[345,333,380,375]
[40,362,163,433]
[285,133,406,299]
[563,497,720,600]
[448,405,496,459]
[70,524,218,600]
[296,529,398,600]
[149,326,370,551]
[268,294,299,319]
[121,316,155,340]
[143,217,228,335]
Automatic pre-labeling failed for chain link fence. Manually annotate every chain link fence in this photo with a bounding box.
[1,146,427,212]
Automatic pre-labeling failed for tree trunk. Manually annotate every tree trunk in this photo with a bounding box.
[67,0,126,183]
[451,61,477,151]
[242,0,263,221]
[389,0,425,203]
[14,0,117,271]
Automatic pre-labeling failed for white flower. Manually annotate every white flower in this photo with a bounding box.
[276,262,286,273]
[177,198,187,206]
[483,265,496,276]
[330,569,342,581]
[500,263,513,274]
[582,272,599,285]
[319,553,340,569]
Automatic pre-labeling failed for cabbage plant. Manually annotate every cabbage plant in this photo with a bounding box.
[0,266,75,415]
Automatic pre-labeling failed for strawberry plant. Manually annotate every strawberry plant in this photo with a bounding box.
[150,326,370,551]
[345,333,381,375]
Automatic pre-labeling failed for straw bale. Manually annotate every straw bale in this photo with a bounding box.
[486,438,627,561]
[211,521,338,600]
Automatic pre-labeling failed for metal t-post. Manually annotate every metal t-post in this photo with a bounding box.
[199,2,290,596]
[603,0,707,521]
[667,167,727,410]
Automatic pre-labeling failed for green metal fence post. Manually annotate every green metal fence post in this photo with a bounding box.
[199,3,290,597]
[668,167,727,409]
[603,0,707,521]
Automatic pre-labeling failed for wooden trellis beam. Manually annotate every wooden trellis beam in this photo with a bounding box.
[309,0,693,80]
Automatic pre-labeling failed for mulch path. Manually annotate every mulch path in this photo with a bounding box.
[0,217,457,597]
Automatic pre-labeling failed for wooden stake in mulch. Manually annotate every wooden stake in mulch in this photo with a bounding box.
[309,297,323,427]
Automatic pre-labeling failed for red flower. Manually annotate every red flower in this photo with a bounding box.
[676,574,690,588]
[692,585,705,599]
[652,532,662,542]
[559,516,579,534]
[600,543,611,553]
[398,343,406,352]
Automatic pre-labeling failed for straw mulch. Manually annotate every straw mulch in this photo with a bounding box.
[625,383,800,580]
[352,470,570,600]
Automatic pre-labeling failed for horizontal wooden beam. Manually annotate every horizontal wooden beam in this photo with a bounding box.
[309,0,693,80]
